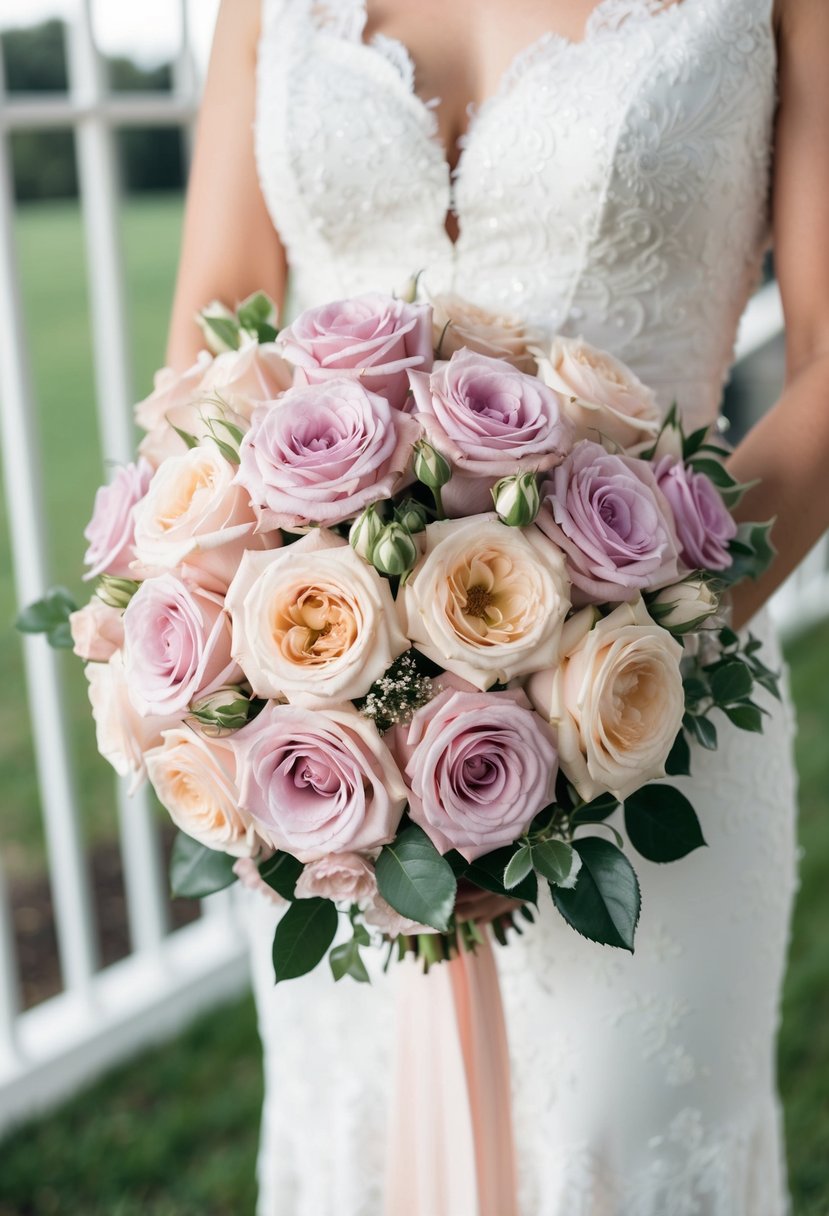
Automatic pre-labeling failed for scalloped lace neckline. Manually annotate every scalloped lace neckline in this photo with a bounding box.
[323,0,691,248]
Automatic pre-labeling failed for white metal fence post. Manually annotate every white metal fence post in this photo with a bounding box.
[0,857,21,1073]
[66,5,170,957]
[0,41,99,999]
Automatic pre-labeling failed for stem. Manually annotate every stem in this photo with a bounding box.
[417,933,441,971]
[432,485,445,519]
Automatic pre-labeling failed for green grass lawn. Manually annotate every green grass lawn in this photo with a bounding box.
[0,198,827,1214]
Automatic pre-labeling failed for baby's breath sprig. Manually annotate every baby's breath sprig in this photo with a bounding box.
[357,652,435,733]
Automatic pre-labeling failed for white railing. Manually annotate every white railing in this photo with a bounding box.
[0,7,825,1138]
[0,2,249,1137]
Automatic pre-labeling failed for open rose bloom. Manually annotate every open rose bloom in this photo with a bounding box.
[60,288,776,980]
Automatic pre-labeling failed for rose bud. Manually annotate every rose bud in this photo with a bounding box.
[413,439,452,490]
[96,575,141,610]
[197,299,240,354]
[189,685,253,737]
[492,472,541,527]
[649,578,720,634]
[394,498,429,534]
[371,522,419,578]
[349,503,386,561]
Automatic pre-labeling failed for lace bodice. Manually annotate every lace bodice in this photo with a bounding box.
[256,0,777,430]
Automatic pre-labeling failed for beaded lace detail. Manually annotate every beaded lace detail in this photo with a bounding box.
[251,3,796,1213]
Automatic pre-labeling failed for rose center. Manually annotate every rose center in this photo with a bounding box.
[464,584,494,619]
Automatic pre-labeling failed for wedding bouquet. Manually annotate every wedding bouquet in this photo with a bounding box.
[19,288,779,983]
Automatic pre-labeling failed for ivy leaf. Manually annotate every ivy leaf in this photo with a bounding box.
[551,837,641,952]
[259,851,304,901]
[624,784,706,863]
[375,824,457,932]
[15,586,77,648]
[503,845,533,890]
[169,832,238,899]
[272,898,338,983]
[709,660,753,705]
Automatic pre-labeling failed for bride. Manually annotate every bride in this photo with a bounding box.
[164,0,828,1212]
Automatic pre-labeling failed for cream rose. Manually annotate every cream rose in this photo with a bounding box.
[70,598,125,662]
[199,336,293,417]
[294,853,378,906]
[536,336,662,451]
[430,293,541,373]
[85,652,179,793]
[527,597,684,802]
[402,514,570,690]
[145,726,260,857]
[225,529,409,705]
[132,444,278,593]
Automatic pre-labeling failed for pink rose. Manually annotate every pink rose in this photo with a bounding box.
[654,457,737,572]
[70,598,125,662]
[401,687,558,861]
[536,440,681,603]
[82,459,153,581]
[409,349,573,515]
[132,445,279,593]
[363,895,432,938]
[136,353,213,468]
[294,853,378,906]
[85,652,179,793]
[123,574,240,717]
[199,338,293,416]
[235,378,421,531]
[232,703,407,863]
[278,292,433,409]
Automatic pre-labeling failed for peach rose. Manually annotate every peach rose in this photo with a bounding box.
[294,853,378,906]
[70,598,125,662]
[430,293,541,373]
[132,445,278,593]
[146,726,260,857]
[85,652,179,793]
[225,530,409,705]
[536,336,661,451]
[527,597,684,802]
[199,337,293,417]
[402,514,570,689]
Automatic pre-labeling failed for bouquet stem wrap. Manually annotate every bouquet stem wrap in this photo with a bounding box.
[386,934,518,1216]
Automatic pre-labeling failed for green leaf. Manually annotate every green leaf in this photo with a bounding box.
[718,626,740,650]
[15,586,77,646]
[237,291,279,343]
[624,784,706,863]
[258,851,304,901]
[202,313,241,352]
[722,520,777,585]
[682,424,711,460]
[465,846,538,904]
[212,417,246,446]
[375,824,457,932]
[169,832,238,899]
[533,840,578,886]
[170,422,199,449]
[571,793,620,824]
[687,456,738,488]
[208,434,241,465]
[329,938,371,983]
[709,660,753,705]
[503,845,533,890]
[683,712,718,751]
[665,730,691,777]
[551,837,641,952]
[272,898,338,983]
[682,675,709,705]
[723,703,765,732]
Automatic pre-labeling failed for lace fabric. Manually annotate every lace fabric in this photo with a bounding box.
[249,2,796,1212]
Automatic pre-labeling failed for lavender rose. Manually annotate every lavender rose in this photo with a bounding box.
[401,687,558,861]
[409,349,573,515]
[278,292,433,409]
[655,456,737,571]
[232,703,407,862]
[235,378,421,531]
[123,574,240,717]
[83,459,152,581]
[536,440,682,602]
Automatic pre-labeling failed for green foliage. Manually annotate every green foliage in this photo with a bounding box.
[169,834,238,900]
[14,585,77,648]
[272,898,338,984]
[624,785,706,864]
[258,852,303,901]
[552,837,641,951]
[376,824,457,933]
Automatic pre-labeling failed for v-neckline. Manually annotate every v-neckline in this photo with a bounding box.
[342,0,688,250]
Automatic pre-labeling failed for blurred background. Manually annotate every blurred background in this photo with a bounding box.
[0,3,826,1215]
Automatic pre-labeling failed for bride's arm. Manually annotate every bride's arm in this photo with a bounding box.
[727,0,829,629]
[165,0,288,371]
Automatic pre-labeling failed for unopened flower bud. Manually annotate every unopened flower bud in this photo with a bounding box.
[650,415,685,462]
[413,440,452,490]
[349,503,385,560]
[650,578,720,634]
[96,575,141,611]
[371,522,419,578]
[394,498,428,534]
[189,685,251,736]
[492,472,540,527]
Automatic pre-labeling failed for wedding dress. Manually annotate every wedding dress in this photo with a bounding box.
[243,0,799,1211]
